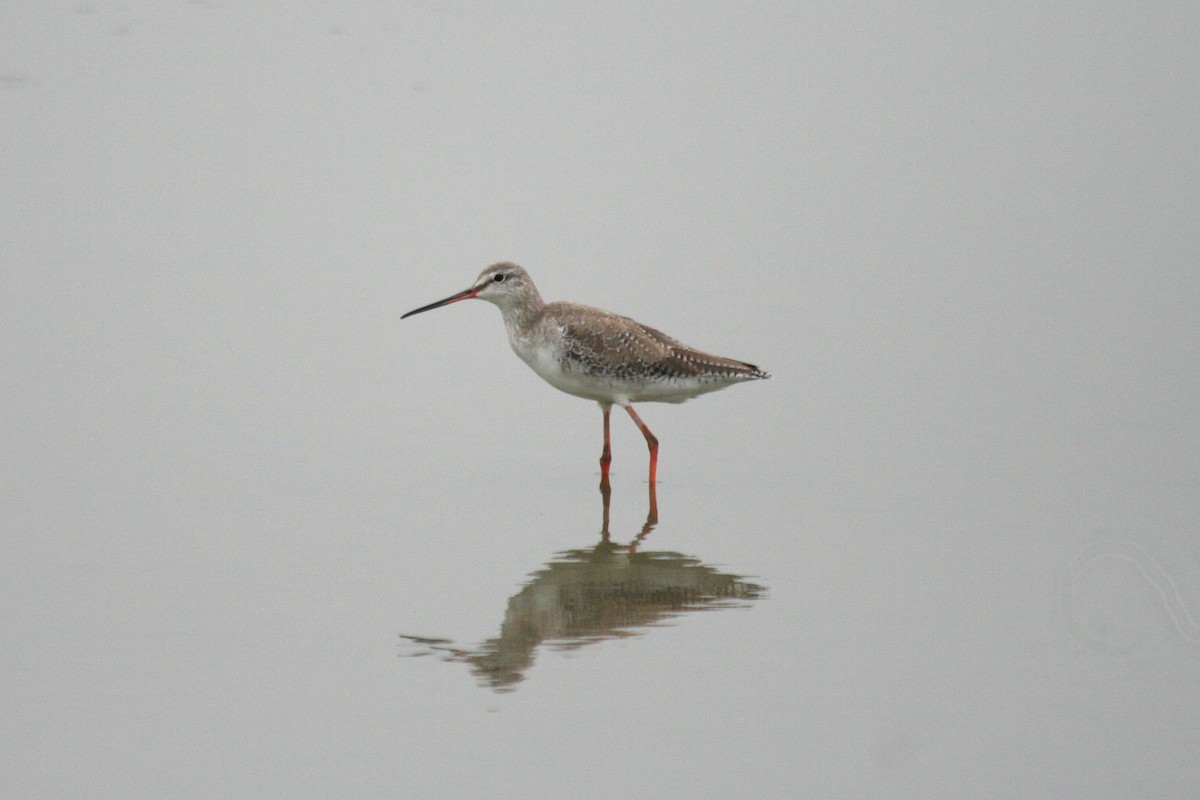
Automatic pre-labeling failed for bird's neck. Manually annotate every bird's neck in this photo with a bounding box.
[497,292,545,339]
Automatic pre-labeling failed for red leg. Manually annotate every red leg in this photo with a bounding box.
[624,404,659,484]
[599,403,613,490]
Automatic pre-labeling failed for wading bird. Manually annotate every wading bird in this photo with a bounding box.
[401,263,769,486]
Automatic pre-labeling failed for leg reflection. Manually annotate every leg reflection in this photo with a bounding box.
[399,479,764,693]
[598,474,658,550]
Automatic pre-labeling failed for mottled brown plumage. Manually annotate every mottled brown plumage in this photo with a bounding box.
[401,262,769,484]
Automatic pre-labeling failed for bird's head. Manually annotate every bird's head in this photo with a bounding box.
[401,262,540,320]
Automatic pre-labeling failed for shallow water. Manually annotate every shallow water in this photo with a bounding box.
[401,484,767,693]
[3,3,1199,798]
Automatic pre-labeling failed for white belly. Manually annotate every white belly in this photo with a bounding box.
[508,334,714,405]
[511,336,611,401]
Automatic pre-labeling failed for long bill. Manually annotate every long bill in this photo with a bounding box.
[400,287,478,319]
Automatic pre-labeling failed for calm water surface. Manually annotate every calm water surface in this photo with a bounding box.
[4,3,1199,798]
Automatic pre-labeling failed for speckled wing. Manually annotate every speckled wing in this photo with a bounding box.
[550,302,769,383]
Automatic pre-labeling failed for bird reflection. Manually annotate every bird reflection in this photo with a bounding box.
[400,483,765,692]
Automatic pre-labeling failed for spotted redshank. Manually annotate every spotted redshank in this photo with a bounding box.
[401,262,769,485]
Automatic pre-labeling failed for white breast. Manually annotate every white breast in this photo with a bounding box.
[507,324,620,403]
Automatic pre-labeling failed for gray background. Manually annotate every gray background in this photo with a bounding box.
[3,2,1198,798]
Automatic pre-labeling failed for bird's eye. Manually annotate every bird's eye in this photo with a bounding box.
[493,273,506,283]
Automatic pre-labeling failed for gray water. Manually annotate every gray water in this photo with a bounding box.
[4,3,1199,798]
